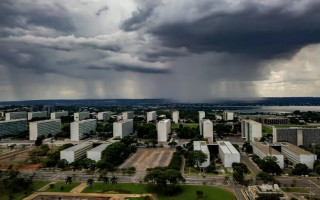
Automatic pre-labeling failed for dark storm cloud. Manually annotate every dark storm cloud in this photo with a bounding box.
[86,63,170,74]
[122,1,320,59]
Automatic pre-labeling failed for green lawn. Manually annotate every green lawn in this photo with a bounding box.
[171,123,198,130]
[262,125,272,135]
[125,198,151,200]
[45,182,80,192]
[281,188,310,193]
[82,183,235,200]
[0,181,49,200]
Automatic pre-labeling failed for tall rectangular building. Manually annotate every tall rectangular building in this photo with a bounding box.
[241,120,262,142]
[157,119,171,142]
[172,110,179,124]
[199,111,205,135]
[87,142,116,161]
[223,111,234,121]
[202,119,213,139]
[97,111,111,122]
[51,111,68,119]
[113,119,133,138]
[60,142,93,163]
[28,111,48,120]
[217,141,240,168]
[193,141,210,168]
[29,119,61,140]
[0,119,27,137]
[122,111,134,120]
[273,127,320,146]
[74,112,90,121]
[5,112,27,121]
[147,111,156,122]
[253,142,284,169]
[70,119,97,141]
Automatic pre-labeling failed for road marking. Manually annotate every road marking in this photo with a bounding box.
[309,180,320,189]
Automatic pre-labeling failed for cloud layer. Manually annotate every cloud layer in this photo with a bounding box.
[1,0,320,102]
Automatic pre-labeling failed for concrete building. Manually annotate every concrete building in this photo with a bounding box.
[43,105,55,115]
[113,119,133,138]
[246,184,289,200]
[29,119,61,140]
[51,111,68,119]
[147,111,156,122]
[217,141,240,168]
[223,111,234,121]
[273,127,320,146]
[74,112,90,121]
[28,111,48,120]
[0,111,4,118]
[199,111,205,135]
[193,141,210,168]
[87,142,115,162]
[97,111,111,122]
[278,142,317,168]
[172,110,179,124]
[202,119,213,139]
[70,119,97,141]
[60,142,93,163]
[239,115,290,125]
[0,119,27,137]
[122,111,134,120]
[241,120,262,142]
[157,119,171,142]
[5,112,27,121]
[252,142,284,169]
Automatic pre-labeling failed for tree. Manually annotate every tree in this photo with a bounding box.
[257,172,274,183]
[65,176,72,185]
[188,150,208,169]
[168,142,177,148]
[87,178,94,188]
[57,159,69,169]
[35,135,45,147]
[111,176,118,188]
[233,166,244,184]
[232,163,248,174]
[315,164,320,175]
[292,163,311,175]
[81,158,96,170]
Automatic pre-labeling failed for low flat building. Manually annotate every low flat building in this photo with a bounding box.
[87,141,116,161]
[157,119,171,142]
[147,111,156,122]
[74,112,90,121]
[70,119,97,141]
[193,141,210,168]
[113,119,133,138]
[5,111,27,121]
[278,142,317,168]
[51,111,68,119]
[217,141,240,168]
[122,111,134,120]
[239,115,290,125]
[202,119,213,139]
[29,119,61,140]
[28,111,47,120]
[241,120,262,142]
[172,110,179,124]
[246,184,289,200]
[273,127,320,146]
[60,142,93,163]
[97,111,111,122]
[0,119,27,137]
[223,111,234,121]
[252,142,284,169]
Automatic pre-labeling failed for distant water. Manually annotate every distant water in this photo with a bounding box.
[226,106,320,113]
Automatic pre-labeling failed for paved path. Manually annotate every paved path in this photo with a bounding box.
[69,183,87,193]
[37,182,56,192]
[240,153,260,175]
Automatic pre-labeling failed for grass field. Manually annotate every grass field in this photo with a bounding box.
[262,125,273,135]
[82,183,235,200]
[0,182,49,200]
[45,182,80,192]
[281,188,310,193]
[125,198,151,200]
[171,123,198,130]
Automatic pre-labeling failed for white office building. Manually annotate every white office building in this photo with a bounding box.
[97,111,111,122]
[217,141,240,168]
[157,119,171,142]
[241,120,262,142]
[51,111,68,119]
[193,141,210,168]
[28,111,47,120]
[87,142,116,162]
[279,142,317,168]
[199,111,205,135]
[147,111,157,122]
[0,119,27,137]
[29,119,61,140]
[272,127,320,146]
[60,142,93,163]
[70,119,97,141]
[113,119,133,138]
[0,111,4,118]
[223,111,234,121]
[253,142,284,169]
[202,119,213,139]
[5,112,27,121]
[122,111,134,120]
[172,110,179,124]
[74,112,90,121]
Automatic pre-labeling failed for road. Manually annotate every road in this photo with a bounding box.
[240,152,260,175]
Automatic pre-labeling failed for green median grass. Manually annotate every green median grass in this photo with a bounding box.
[281,188,310,193]
[82,183,235,200]
[0,181,49,200]
[45,182,80,192]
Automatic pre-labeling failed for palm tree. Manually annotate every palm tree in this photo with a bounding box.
[65,176,73,185]
[87,178,94,188]
[111,176,118,188]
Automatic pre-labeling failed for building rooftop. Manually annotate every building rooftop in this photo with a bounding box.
[242,119,261,124]
[253,142,282,155]
[217,141,240,155]
[203,119,213,124]
[114,119,133,124]
[61,142,92,152]
[30,119,61,124]
[0,119,27,123]
[193,141,209,154]
[279,142,314,155]
[159,119,171,123]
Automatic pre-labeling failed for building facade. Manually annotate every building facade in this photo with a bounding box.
[0,119,27,137]
[241,120,262,142]
[29,119,61,140]
[60,142,93,163]
[273,127,320,146]
[157,119,171,142]
[50,111,69,119]
[252,142,284,169]
[28,111,48,120]
[202,119,213,139]
[172,110,179,124]
[217,141,240,168]
[5,112,27,121]
[122,111,134,120]
[147,111,156,122]
[199,111,205,135]
[97,111,111,122]
[74,112,90,121]
[70,119,97,141]
[193,141,210,168]
[223,111,234,121]
[87,142,115,161]
[113,119,133,138]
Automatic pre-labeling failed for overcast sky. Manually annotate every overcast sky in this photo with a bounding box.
[1,0,320,102]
